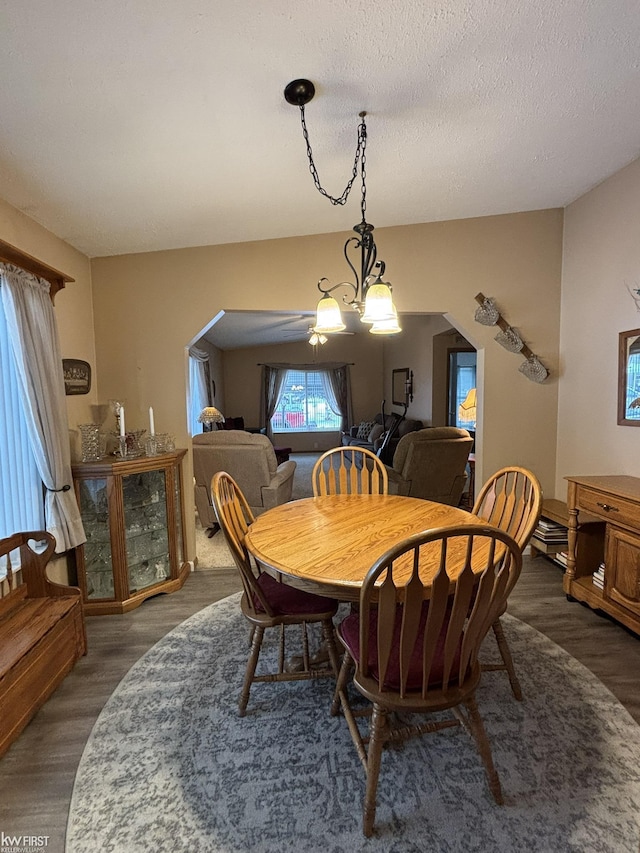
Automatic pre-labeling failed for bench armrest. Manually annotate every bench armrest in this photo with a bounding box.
[3,530,81,600]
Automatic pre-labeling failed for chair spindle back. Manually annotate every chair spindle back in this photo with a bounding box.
[472,466,542,550]
[210,471,274,617]
[358,525,522,699]
[312,447,388,496]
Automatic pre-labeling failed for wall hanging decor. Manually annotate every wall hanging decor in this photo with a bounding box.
[62,358,91,395]
[473,292,549,383]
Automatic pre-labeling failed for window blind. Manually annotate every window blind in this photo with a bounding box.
[0,296,44,539]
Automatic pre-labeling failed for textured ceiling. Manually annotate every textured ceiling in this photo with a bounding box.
[1,1,640,258]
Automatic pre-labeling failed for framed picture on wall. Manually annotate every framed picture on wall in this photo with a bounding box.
[392,368,413,406]
[618,329,640,425]
[62,358,91,395]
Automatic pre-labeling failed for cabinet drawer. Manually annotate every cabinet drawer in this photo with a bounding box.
[577,486,640,530]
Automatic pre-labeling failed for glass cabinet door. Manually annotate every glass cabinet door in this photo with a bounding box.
[77,477,114,599]
[122,468,170,594]
[174,466,184,564]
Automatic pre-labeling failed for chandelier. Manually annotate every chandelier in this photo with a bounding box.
[284,79,401,336]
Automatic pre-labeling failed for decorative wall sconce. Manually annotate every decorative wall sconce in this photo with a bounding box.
[474,292,549,383]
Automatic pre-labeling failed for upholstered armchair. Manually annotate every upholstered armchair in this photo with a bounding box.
[193,430,296,527]
[385,427,473,505]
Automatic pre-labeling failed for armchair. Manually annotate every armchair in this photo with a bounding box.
[193,431,296,528]
[385,427,473,505]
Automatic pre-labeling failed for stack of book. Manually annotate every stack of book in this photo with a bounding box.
[592,562,606,590]
[555,551,568,567]
[533,517,568,547]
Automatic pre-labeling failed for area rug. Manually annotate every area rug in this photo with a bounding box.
[66,595,640,852]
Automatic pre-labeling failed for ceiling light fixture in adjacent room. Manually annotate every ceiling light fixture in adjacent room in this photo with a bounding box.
[284,79,400,336]
[308,330,327,346]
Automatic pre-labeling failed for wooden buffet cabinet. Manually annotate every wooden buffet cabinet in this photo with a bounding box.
[565,475,640,636]
[72,450,190,615]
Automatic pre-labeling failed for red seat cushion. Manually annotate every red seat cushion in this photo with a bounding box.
[253,572,337,616]
[338,603,462,691]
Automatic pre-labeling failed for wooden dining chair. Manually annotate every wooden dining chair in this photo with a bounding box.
[210,471,341,716]
[312,446,388,496]
[331,524,522,837]
[472,466,542,699]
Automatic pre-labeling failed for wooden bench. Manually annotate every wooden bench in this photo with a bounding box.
[0,530,86,757]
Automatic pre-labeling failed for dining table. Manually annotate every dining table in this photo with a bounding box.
[245,493,489,602]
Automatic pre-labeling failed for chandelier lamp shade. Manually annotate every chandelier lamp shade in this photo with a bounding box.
[284,78,400,336]
[369,304,402,335]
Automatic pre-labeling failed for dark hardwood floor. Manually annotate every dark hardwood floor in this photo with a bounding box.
[1,557,639,853]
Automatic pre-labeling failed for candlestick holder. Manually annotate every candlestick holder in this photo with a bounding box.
[113,429,146,458]
[109,399,124,434]
[145,436,158,456]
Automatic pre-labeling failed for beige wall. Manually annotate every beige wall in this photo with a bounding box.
[557,156,640,496]
[0,196,564,568]
[10,153,640,566]
[90,207,563,564]
[382,314,459,426]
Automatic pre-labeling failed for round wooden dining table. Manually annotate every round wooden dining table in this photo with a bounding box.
[245,494,486,602]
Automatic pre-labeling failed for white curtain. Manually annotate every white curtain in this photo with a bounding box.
[0,264,85,552]
[188,347,210,435]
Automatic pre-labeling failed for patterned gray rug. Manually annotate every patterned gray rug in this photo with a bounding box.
[66,594,640,852]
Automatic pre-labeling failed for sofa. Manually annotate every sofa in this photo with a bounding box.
[342,412,424,458]
[385,427,473,505]
[193,430,296,526]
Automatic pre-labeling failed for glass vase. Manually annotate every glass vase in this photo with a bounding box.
[78,423,102,462]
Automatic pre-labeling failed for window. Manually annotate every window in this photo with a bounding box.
[271,369,342,432]
[0,297,45,539]
[448,350,477,431]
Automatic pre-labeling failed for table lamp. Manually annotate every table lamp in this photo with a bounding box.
[198,406,225,432]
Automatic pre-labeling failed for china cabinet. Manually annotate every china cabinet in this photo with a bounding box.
[565,475,640,636]
[72,450,190,614]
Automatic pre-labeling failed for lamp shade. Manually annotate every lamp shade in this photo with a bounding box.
[369,305,402,335]
[198,406,224,424]
[458,389,477,424]
[309,331,328,346]
[361,282,395,324]
[314,294,346,333]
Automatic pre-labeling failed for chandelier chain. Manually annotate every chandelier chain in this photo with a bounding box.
[360,135,367,221]
[299,105,367,210]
